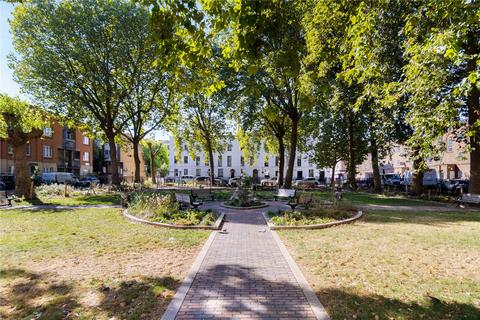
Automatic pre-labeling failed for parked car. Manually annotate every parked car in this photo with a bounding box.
[0,175,15,190]
[422,169,438,188]
[194,176,211,186]
[75,176,99,188]
[440,179,469,195]
[260,177,278,187]
[180,175,194,184]
[228,177,241,187]
[382,173,402,187]
[41,172,79,185]
[295,177,319,188]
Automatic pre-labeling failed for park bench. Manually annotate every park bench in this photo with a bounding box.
[191,188,214,201]
[274,188,296,201]
[456,193,480,207]
[0,190,13,207]
[175,193,203,210]
[286,194,313,211]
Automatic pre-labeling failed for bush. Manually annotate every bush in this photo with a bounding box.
[267,204,356,226]
[127,191,218,226]
[35,184,76,197]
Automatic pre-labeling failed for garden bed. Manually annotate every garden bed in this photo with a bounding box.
[220,202,269,210]
[263,205,364,230]
[124,191,223,229]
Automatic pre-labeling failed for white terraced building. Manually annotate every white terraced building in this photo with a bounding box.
[166,136,346,184]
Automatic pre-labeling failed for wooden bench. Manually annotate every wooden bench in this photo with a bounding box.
[0,190,13,207]
[191,189,214,201]
[456,193,480,207]
[274,189,296,201]
[175,193,202,210]
[287,194,313,211]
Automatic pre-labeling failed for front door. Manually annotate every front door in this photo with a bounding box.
[297,170,303,179]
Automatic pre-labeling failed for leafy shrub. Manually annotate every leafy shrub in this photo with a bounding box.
[127,191,218,226]
[35,184,77,197]
[268,204,356,226]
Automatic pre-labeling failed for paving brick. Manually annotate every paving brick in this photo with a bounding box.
[174,202,318,319]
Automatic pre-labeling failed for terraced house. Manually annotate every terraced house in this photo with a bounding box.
[0,119,93,178]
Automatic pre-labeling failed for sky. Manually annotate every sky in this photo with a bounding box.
[0,2,21,98]
[0,2,169,140]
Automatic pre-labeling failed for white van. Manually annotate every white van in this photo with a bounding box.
[41,172,79,185]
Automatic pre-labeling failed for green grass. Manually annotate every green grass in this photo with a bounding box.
[0,207,209,319]
[13,193,122,206]
[278,209,480,320]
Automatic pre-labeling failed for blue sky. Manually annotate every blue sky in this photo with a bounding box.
[0,2,21,98]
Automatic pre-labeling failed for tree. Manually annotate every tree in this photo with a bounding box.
[306,106,349,188]
[10,0,159,185]
[401,0,480,193]
[204,0,310,188]
[0,94,47,198]
[142,140,169,183]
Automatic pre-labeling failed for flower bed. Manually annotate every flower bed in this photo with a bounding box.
[126,192,220,227]
[265,204,364,230]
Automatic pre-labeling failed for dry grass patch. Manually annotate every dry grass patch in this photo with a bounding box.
[279,209,480,320]
[0,208,209,319]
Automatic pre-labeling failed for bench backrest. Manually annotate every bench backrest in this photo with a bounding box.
[461,193,480,202]
[277,189,296,198]
[175,193,191,203]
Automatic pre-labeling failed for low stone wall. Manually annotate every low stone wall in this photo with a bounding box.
[262,210,365,230]
[122,210,224,230]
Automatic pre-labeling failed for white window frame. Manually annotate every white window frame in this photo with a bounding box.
[43,127,53,137]
[83,151,90,161]
[82,136,90,145]
[43,145,52,158]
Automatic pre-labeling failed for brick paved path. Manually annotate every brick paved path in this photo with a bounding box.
[174,202,321,320]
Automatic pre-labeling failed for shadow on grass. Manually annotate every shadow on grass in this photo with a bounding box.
[365,209,480,225]
[317,288,480,320]
[0,267,179,320]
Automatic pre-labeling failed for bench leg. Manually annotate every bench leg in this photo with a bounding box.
[288,204,297,211]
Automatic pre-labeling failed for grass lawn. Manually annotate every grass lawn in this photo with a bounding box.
[278,209,480,319]
[0,207,209,320]
[13,193,122,206]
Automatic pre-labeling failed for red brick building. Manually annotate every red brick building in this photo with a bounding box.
[0,119,93,177]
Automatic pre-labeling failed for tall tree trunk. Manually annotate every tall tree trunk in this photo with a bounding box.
[107,136,120,185]
[330,161,336,189]
[132,139,141,183]
[347,111,358,190]
[284,116,299,188]
[277,134,285,187]
[207,142,215,186]
[370,136,382,193]
[412,158,424,195]
[13,143,32,199]
[148,143,156,184]
[467,30,480,193]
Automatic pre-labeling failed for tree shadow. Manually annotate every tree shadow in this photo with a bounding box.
[0,267,180,320]
[316,288,480,320]
[365,209,480,226]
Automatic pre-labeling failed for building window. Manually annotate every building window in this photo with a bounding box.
[26,143,30,156]
[275,157,279,166]
[83,136,89,145]
[43,127,52,137]
[264,157,269,167]
[8,166,14,174]
[183,144,188,151]
[183,168,188,175]
[218,168,223,177]
[83,151,90,161]
[227,155,232,167]
[240,156,245,166]
[218,154,222,167]
[308,169,314,178]
[249,158,254,166]
[8,144,12,155]
[227,144,232,151]
[174,169,178,176]
[196,168,201,176]
[297,157,301,167]
[447,138,453,152]
[196,156,200,166]
[183,156,188,164]
[174,156,178,164]
[43,145,52,158]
